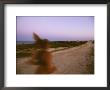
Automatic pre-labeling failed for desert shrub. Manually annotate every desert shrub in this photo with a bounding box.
[16,52,31,58]
[16,41,88,58]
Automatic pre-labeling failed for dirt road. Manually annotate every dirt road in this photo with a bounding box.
[16,41,94,74]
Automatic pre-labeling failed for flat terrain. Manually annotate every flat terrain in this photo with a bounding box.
[16,41,94,74]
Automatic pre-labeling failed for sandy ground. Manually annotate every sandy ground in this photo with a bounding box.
[16,41,94,74]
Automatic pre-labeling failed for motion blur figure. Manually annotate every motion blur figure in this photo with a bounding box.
[28,32,57,74]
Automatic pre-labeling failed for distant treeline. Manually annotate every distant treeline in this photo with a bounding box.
[17,41,94,51]
[50,41,88,48]
[16,41,94,58]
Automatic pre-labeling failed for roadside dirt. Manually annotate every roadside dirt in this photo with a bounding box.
[16,41,94,74]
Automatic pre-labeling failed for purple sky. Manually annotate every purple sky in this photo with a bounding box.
[16,16,94,41]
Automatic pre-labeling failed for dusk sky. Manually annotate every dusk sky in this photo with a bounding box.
[16,16,94,41]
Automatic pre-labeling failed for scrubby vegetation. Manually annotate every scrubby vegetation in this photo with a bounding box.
[16,41,88,58]
[50,41,87,48]
[86,45,94,74]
